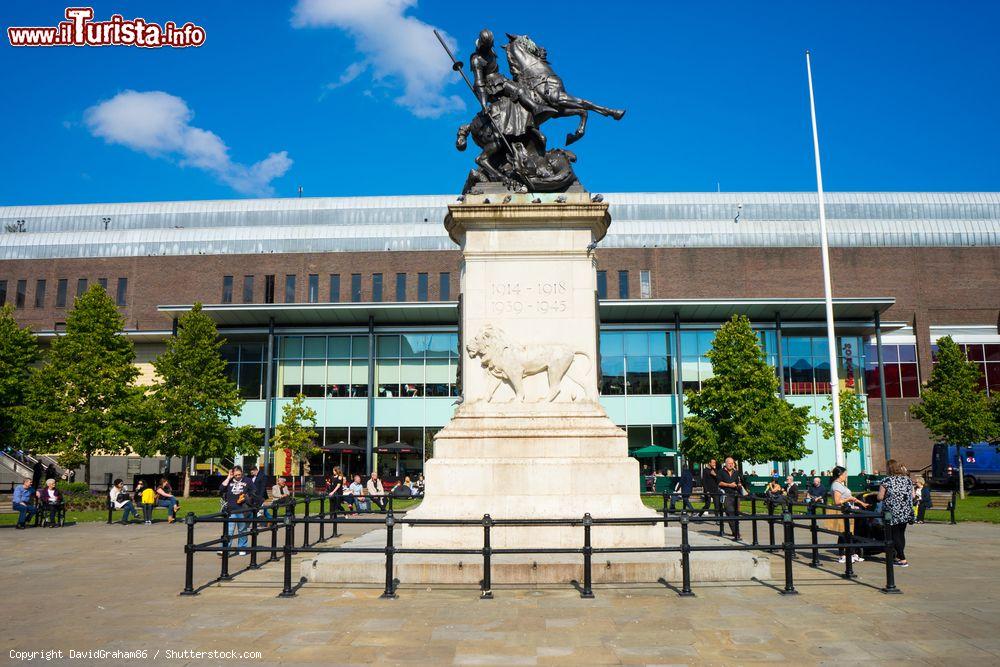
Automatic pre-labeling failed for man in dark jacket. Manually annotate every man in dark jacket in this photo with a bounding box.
[699,459,720,517]
[247,465,268,508]
[669,465,696,512]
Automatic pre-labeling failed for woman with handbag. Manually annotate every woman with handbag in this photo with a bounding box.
[878,459,915,567]
[828,466,869,564]
[109,479,139,524]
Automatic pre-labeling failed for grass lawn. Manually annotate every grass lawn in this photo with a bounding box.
[639,493,1000,524]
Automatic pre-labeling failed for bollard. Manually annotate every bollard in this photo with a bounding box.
[249,513,260,570]
[881,509,901,594]
[809,504,820,567]
[779,512,798,595]
[180,513,197,595]
[302,496,311,547]
[842,512,856,579]
[679,511,695,597]
[480,514,493,600]
[278,513,296,597]
[220,511,231,581]
[750,496,759,546]
[580,513,594,599]
[318,495,326,542]
[381,511,398,599]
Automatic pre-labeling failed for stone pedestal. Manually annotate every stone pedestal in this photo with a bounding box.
[401,193,664,549]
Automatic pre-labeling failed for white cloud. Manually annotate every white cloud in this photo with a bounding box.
[291,0,465,118]
[84,90,292,196]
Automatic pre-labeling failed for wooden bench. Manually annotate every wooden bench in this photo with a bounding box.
[922,490,957,524]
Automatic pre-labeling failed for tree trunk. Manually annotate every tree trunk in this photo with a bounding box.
[183,456,193,498]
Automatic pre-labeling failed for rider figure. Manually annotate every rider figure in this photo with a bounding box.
[470,29,553,120]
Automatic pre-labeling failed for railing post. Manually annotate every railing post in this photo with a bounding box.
[750,496,758,546]
[380,510,398,599]
[278,513,296,597]
[767,499,776,546]
[580,513,594,599]
[180,513,197,595]
[842,512,856,579]
[881,509,901,594]
[950,490,957,525]
[481,514,493,600]
[780,512,798,595]
[716,492,724,536]
[662,491,669,528]
[268,506,280,563]
[249,512,260,570]
[318,495,326,542]
[220,511,231,581]
[331,495,340,538]
[679,511,695,596]
[302,495,311,547]
[107,500,113,525]
[809,503,820,567]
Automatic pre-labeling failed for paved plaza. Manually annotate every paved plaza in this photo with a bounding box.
[2,518,999,665]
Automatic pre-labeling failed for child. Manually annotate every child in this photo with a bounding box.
[140,484,156,524]
[356,487,370,513]
[915,478,931,523]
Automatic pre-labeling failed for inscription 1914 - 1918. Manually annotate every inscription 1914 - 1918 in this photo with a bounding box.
[490,280,568,315]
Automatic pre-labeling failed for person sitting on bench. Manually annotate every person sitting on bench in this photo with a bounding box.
[109,478,140,524]
[38,479,63,527]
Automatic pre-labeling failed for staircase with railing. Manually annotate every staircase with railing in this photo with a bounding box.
[0,451,36,479]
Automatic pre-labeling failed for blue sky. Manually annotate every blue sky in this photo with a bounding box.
[1,0,998,205]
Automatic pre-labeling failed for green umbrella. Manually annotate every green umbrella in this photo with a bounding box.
[631,445,672,458]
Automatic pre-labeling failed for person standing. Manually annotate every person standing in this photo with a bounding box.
[12,478,37,529]
[829,465,869,563]
[247,465,268,509]
[914,478,931,523]
[878,459,915,567]
[669,465,695,512]
[219,466,253,556]
[699,458,719,517]
[717,457,742,539]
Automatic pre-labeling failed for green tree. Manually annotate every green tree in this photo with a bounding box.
[816,388,869,454]
[680,315,812,465]
[17,285,143,484]
[911,336,993,498]
[0,304,40,451]
[144,303,259,497]
[272,393,318,492]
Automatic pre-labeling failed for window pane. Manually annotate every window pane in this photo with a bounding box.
[814,360,832,394]
[0,280,6,306]
[897,344,917,363]
[439,272,450,301]
[623,331,648,356]
[883,364,902,399]
[395,273,406,301]
[328,358,350,384]
[351,336,370,359]
[882,344,899,363]
[649,331,668,357]
[983,345,1000,362]
[600,332,623,357]
[285,274,296,303]
[864,362,881,397]
[116,278,127,306]
[400,358,424,397]
[241,343,263,362]
[302,360,326,397]
[279,360,302,397]
[596,271,607,299]
[56,279,68,308]
[417,273,428,301]
[307,274,319,303]
[680,332,699,357]
[600,357,625,395]
[281,336,303,358]
[625,356,650,394]
[242,275,254,303]
[639,270,651,299]
[627,425,651,449]
[351,273,362,302]
[652,426,674,450]
[302,336,326,358]
[372,273,383,302]
[76,278,88,297]
[238,363,263,400]
[264,275,275,303]
[426,334,454,357]
[402,333,430,357]
[34,279,46,308]
[329,336,351,358]
[899,363,920,398]
[377,335,401,358]
[986,363,1000,396]
[222,276,233,303]
[618,270,629,298]
[650,356,672,394]
[220,344,240,363]
[329,274,340,302]
[964,344,984,362]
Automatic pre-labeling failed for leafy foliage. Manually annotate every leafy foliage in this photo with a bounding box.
[681,315,811,465]
[0,304,40,450]
[17,285,143,482]
[144,304,259,465]
[911,337,993,447]
[816,388,869,454]
[273,394,319,475]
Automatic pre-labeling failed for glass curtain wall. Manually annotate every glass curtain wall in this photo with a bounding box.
[376,333,459,397]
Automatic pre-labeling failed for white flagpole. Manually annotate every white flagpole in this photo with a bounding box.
[805,50,845,468]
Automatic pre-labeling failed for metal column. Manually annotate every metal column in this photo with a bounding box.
[673,312,683,471]
[874,310,891,462]
[262,317,276,476]
[775,312,789,475]
[366,314,376,475]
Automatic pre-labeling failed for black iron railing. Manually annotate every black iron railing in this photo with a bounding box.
[179,491,903,599]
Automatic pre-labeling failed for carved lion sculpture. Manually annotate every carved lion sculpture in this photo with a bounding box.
[466,324,592,402]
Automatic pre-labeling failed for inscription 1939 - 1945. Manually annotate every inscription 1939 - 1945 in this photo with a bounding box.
[490,280,568,315]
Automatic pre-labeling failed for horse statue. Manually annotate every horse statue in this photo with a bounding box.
[503,33,625,146]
